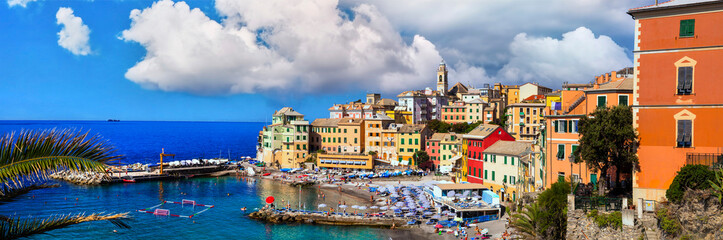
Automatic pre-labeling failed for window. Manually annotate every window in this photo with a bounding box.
[492,171,495,181]
[619,95,629,106]
[503,175,507,184]
[571,145,578,162]
[504,156,507,164]
[677,119,692,147]
[415,139,419,145]
[557,144,565,160]
[511,157,515,166]
[401,139,405,144]
[677,67,693,95]
[354,129,358,133]
[679,19,695,37]
[597,96,606,108]
[484,170,488,179]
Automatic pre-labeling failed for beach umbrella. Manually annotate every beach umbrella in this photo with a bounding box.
[424,212,434,215]
[359,206,367,210]
[389,206,398,210]
[395,202,404,207]
[380,206,389,210]
[431,214,441,219]
[435,224,443,228]
[447,191,456,197]
[318,204,327,208]
[339,205,348,208]
[370,206,378,209]
[351,205,359,209]
[401,207,410,210]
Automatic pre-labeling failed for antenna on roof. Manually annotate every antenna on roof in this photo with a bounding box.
[655,0,658,5]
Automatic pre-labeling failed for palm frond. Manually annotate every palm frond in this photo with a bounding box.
[0,129,121,189]
[0,183,59,202]
[0,212,130,239]
[510,203,543,240]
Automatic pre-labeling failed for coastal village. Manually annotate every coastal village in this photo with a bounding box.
[4,1,723,240]
[253,1,723,239]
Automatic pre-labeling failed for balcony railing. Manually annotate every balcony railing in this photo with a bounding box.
[686,152,723,167]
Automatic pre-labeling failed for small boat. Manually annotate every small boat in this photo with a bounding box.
[107,119,120,122]
[262,173,271,176]
[247,167,256,176]
[121,176,136,183]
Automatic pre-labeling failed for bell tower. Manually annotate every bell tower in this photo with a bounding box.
[437,60,448,95]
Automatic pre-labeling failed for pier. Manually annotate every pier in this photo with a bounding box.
[248,209,409,227]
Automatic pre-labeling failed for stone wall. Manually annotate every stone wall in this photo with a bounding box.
[566,195,644,240]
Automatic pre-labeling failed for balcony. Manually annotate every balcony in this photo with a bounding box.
[519,112,525,116]
[686,152,723,167]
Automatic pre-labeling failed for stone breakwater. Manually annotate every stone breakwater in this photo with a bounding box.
[50,170,108,185]
[248,209,408,227]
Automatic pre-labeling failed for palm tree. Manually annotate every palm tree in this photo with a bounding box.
[0,129,128,239]
[510,202,543,240]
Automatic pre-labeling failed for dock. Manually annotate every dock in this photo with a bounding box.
[248,209,409,227]
[106,165,240,183]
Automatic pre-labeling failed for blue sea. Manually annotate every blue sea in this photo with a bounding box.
[0,121,391,240]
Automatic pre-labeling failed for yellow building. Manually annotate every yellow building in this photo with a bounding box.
[317,153,373,170]
[395,124,431,167]
[494,83,522,106]
[385,109,413,124]
[465,98,486,123]
[506,103,545,141]
[438,133,462,173]
[479,141,533,202]
[364,114,394,158]
[310,118,365,154]
[258,107,310,169]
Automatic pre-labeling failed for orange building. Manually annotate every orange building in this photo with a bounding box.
[543,71,632,189]
[310,118,365,155]
[441,101,467,123]
[629,1,723,202]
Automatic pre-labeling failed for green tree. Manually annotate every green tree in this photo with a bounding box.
[575,105,639,195]
[426,120,450,133]
[510,202,543,239]
[538,180,570,239]
[413,150,431,170]
[491,107,509,129]
[0,129,128,239]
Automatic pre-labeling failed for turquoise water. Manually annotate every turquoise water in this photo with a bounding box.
[1,177,387,240]
[0,121,389,239]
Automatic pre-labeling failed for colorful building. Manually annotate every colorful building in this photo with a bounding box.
[477,141,533,202]
[460,124,515,183]
[310,118,365,155]
[441,101,467,123]
[506,103,545,141]
[465,98,486,123]
[543,72,633,189]
[395,124,431,167]
[425,133,444,168]
[257,107,310,169]
[438,133,462,173]
[519,83,552,102]
[629,0,723,202]
[364,113,395,159]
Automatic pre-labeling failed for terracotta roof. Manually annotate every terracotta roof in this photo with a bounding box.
[483,141,531,157]
[398,124,426,133]
[523,94,546,101]
[508,103,546,107]
[448,82,469,95]
[435,183,487,191]
[464,98,486,104]
[311,118,340,127]
[377,98,398,106]
[274,107,304,117]
[365,113,393,121]
[463,124,503,139]
[588,77,634,92]
[429,133,447,142]
[337,118,363,125]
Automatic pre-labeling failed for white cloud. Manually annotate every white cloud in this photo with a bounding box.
[56,7,92,56]
[497,27,631,87]
[121,0,443,95]
[7,0,36,8]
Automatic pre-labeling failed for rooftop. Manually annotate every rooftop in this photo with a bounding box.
[483,141,532,157]
[311,118,341,127]
[587,77,634,92]
[274,107,304,117]
[464,124,503,139]
[629,0,722,13]
[398,124,426,133]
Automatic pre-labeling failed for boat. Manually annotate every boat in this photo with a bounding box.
[121,176,136,183]
[247,167,256,176]
[107,119,120,122]
[262,173,271,176]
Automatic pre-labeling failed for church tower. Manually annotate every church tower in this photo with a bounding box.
[437,60,448,95]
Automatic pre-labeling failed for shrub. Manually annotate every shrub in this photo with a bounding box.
[666,164,714,203]
[586,209,622,230]
[655,207,681,237]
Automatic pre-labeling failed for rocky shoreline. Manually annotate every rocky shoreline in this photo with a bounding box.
[49,170,109,185]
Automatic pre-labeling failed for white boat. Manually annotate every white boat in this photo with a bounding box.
[247,167,256,176]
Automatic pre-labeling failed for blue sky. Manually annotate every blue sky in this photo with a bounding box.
[0,0,655,122]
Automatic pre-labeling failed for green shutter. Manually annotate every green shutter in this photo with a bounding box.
[415,139,419,145]
[619,95,628,106]
[492,171,495,181]
[680,19,695,37]
[401,139,405,144]
[597,96,606,108]
[484,170,488,179]
[557,144,565,159]
[504,156,507,164]
[512,157,515,166]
